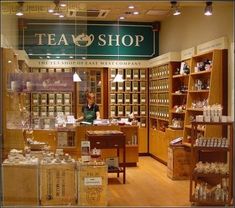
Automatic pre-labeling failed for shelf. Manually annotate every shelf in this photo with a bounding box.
[150,76,169,81]
[190,70,211,76]
[172,74,189,78]
[32,104,72,107]
[126,144,138,148]
[190,195,230,205]
[172,93,187,96]
[109,92,144,94]
[108,167,124,173]
[110,104,147,106]
[185,124,205,131]
[182,142,191,147]
[192,172,229,178]
[187,108,203,112]
[193,146,229,151]
[157,118,169,122]
[189,90,209,93]
[170,110,186,114]
[191,121,234,125]
[149,91,169,94]
[156,104,169,107]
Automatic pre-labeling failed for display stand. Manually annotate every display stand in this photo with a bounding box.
[189,121,233,205]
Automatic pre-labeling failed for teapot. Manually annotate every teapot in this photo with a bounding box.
[72,33,94,47]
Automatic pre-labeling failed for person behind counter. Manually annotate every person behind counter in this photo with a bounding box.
[78,92,101,124]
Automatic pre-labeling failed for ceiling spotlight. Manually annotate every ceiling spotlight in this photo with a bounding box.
[171,1,181,16]
[82,57,86,60]
[48,9,54,13]
[60,3,67,7]
[69,56,74,59]
[133,11,139,15]
[204,2,212,16]
[53,12,60,16]
[56,56,60,59]
[119,16,125,20]
[16,2,24,16]
[128,5,135,9]
[47,56,50,59]
[59,14,64,18]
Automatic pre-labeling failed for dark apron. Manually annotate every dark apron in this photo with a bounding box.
[84,107,96,123]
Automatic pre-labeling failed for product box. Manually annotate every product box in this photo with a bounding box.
[118,82,124,91]
[167,145,191,180]
[64,94,71,104]
[56,93,63,104]
[40,68,47,73]
[118,68,124,76]
[2,163,39,206]
[55,68,62,72]
[48,93,55,104]
[56,106,63,115]
[110,106,116,117]
[64,106,71,115]
[140,94,146,103]
[48,68,55,73]
[125,81,131,91]
[32,94,40,105]
[44,118,50,129]
[111,82,116,91]
[117,94,123,104]
[140,106,146,115]
[40,106,47,117]
[133,69,139,79]
[132,94,138,104]
[110,94,116,104]
[41,94,47,105]
[64,68,72,72]
[140,118,146,128]
[118,106,124,116]
[132,81,139,91]
[110,68,116,78]
[125,106,131,116]
[132,106,139,115]
[40,163,76,205]
[32,107,39,117]
[125,94,131,104]
[140,82,146,91]
[77,162,108,206]
[48,106,55,117]
[125,69,132,79]
[140,69,146,79]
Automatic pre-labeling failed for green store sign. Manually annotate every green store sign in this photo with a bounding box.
[21,21,158,60]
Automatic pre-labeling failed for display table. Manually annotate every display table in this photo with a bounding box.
[86,130,126,184]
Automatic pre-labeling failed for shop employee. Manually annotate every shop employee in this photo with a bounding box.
[78,92,100,123]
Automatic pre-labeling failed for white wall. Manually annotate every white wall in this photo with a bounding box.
[1,15,18,49]
[159,4,234,116]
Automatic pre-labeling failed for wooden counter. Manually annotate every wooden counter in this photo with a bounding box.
[4,125,139,165]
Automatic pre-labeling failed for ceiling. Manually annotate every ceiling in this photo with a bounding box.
[1,1,233,23]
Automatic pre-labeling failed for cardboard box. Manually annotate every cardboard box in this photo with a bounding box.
[40,163,76,205]
[2,163,39,206]
[167,145,191,180]
[77,162,108,206]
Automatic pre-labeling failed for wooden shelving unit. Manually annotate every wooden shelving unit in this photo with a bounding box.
[149,61,182,163]
[108,68,148,153]
[183,50,225,144]
[189,121,233,206]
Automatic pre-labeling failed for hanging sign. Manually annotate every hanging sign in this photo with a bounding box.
[21,20,158,60]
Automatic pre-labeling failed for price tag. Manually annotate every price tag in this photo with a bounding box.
[111,99,115,103]
[65,99,70,104]
[111,87,116,90]
[118,99,123,103]
[141,99,145,103]
[125,99,130,103]
[84,177,102,186]
[141,111,146,115]
[41,112,47,117]
[44,124,50,129]
[126,87,130,90]
[49,112,54,116]
[57,99,62,104]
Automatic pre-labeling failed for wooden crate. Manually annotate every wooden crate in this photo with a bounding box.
[2,163,39,206]
[167,145,191,180]
[40,163,76,205]
[77,162,108,206]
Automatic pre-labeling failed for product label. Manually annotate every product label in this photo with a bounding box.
[84,177,102,186]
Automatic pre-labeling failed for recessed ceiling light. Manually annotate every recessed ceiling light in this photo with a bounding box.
[48,9,54,13]
[29,53,33,55]
[59,14,64,18]
[39,57,43,59]
[16,11,24,16]
[60,3,67,7]
[133,11,139,15]
[56,56,60,59]
[53,12,60,16]
[8,60,12,63]
[69,56,74,59]
[82,57,86,60]
[47,56,50,59]
[47,53,51,55]
[128,5,135,9]
[119,16,125,20]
